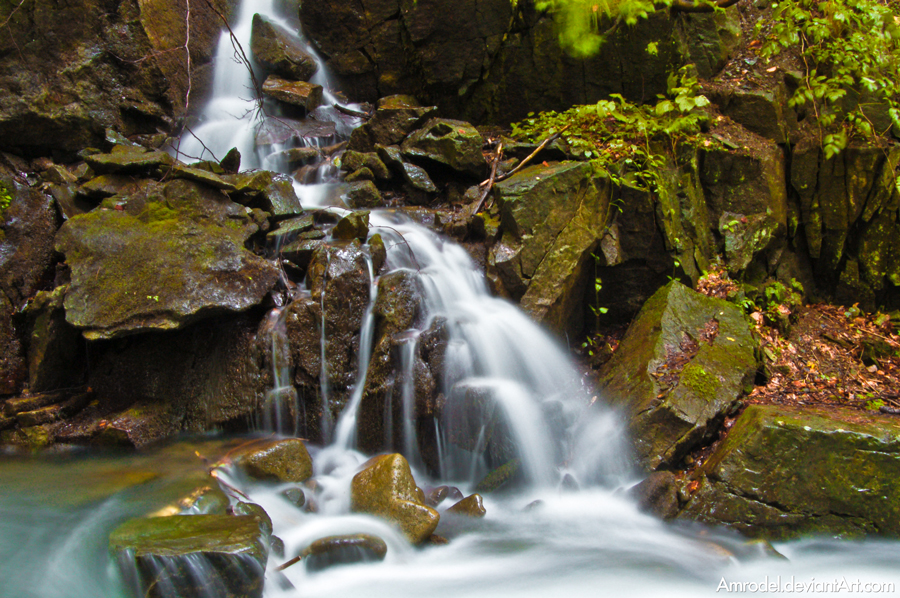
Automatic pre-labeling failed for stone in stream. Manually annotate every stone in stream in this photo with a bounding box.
[262,75,324,111]
[231,437,313,484]
[446,494,486,517]
[296,533,388,572]
[350,453,440,544]
[110,515,268,598]
[250,14,318,81]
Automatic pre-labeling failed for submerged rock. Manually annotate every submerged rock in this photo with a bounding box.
[299,533,388,571]
[350,453,440,543]
[110,515,268,598]
[678,404,900,539]
[597,281,757,471]
[55,179,279,340]
[232,438,313,484]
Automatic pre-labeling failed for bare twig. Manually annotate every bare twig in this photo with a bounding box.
[1,0,26,28]
[203,0,264,116]
[489,124,571,185]
[275,555,303,572]
[473,142,503,214]
[334,104,372,119]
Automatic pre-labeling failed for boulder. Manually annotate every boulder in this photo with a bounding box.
[344,180,383,208]
[678,404,900,539]
[348,96,438,153]
[262,76,324,111]
[229,170,303,218]
[0,291,26,395]
[299,533,387,571]
[376,144,439,201]
[446,494,486,517]
[232,437,313,484]
[401,119,486,178]
[23,286,86,393]
[350,453,440,543]
[488,161,611,337]
[55,179,279,340]
[84,149,174,175]
[250,14,317,81]
[110,515,268,598]
[596,281,757,471]
[340,150,392,180]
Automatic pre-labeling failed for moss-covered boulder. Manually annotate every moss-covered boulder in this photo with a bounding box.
[109,514,268,598]
[488,161,611,337]
[232,438,313,484]
[350,453,440,543]
[401,118,486,178]
[597,281,757,471]
[250,14,317,81]
[262,76,324,111]
[678,404,900,539]
[55,179,279,340]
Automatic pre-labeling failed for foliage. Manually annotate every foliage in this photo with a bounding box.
[534,0,663,57]
[509,65,710,191]
[0,181,11,217]
[757,0,900,157]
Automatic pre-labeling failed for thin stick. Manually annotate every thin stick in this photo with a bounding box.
[490,124,571,185]
[473,142,502,214]
[275,555,303,572]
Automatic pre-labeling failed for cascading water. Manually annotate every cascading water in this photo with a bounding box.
[4,3,900,598]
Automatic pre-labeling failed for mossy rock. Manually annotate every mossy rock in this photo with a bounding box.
[350,453,439,543]
[597,281,757,471]
[446,494,486,517]
[678,404,900,540]
[300,533,387,571]
[250,14,317,81]
[55,179,279,340]
[109,514,268,598]
[232,437,313,484]
[400,118,486,178]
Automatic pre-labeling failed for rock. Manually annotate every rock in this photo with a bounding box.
[262,76,324,111]
[401,118,486,178]
[266,213,317,246]
[279,487,307,508]
[24,286,86,393]
[339,150,391,180]
[299,533,387,571]
[489,161,611,337]
[77,174,147,201]
[232,502,274,537]
[347,96,438,153]
[229,170,303,218]
[597,281,757,471]
[332,211,370,242]
[55,179,279,340]
[675,10,741,79]
[377,145,438,201]
[708,86,793,143]
[232,438,313,484]
[628,471,680,520]
[350,453,440,543]
[84,149,174,176]
[0,291,27,395]
[250,14,317,81]
[678,404,900,539]
[446,494,486,517]
[170,164,238,191]
[475,459,521,494]
[109,515,267,598]
[442,380,516,466]
[255,116,336,146]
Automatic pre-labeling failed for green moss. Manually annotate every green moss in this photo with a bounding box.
[680,362,719,399]
[0,180,12,216]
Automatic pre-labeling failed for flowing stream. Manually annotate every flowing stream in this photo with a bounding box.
[2,2,900,597]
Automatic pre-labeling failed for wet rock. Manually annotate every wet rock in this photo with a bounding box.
[377,144,438,203]
[446,494,486,517]
[350,453,440,543]
[345,168,375,183]
[401,118,486,178]
[229,170,302,218]
[262,76,324,111]
[597,281,757,471]
[232,437,313,484]
[628,471,680,520]
[0,292,27,395]
[266,213,317,246]
[675,10,741,79]
[23,286,86,393]
[280,239,322,271]
[340,150,391,181]
[442,381,516,466]
[678,404,900,539]
[275,147,321,168]
[84,149,174,176]
[475,459,521,494]
[347,96,438,153]
[110,515,267,598]
[255,116,336,146]
[250,14,318,81]
[14,391,90,428]
[299,533,387,571]
[169,165,238,191]
[55,179,279,340]
[332,211,370,241]
[148,473,231,517]
[233,502,274,537]
[279,487,307,508]
[490,161,611,337]
[77,174,147,201]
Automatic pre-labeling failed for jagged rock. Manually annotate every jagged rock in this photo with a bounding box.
[24,286,86,393]
[170,164,238,191]
[340,150,392,180]
[401,118,486,178]
[266,213,317,246]
[232,437,313,484]
[350,453,440,543]
[332,211,370,241]
[678,404,900,539]
[707,86,794,143]
[675,10,742,79]
[489,161,611,337]
[77,174,147,201]
[250,14,317,81]
[628,471,680,520]
[228,170,302,218]
[110,515,268,598]
[348,96,438,153]
[262,76,324,111]
[597,281,757,471]
[446,494,486,517]
[299,534,388,571]
[84,149,174,175]
[55,179,279,340]
[376,144,438,202]
[344,180,382,208]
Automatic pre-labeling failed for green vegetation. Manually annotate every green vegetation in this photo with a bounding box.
[535,0,659,57]
[0,181,11,216]
[510,65,710,191]
[758,0,900,157]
